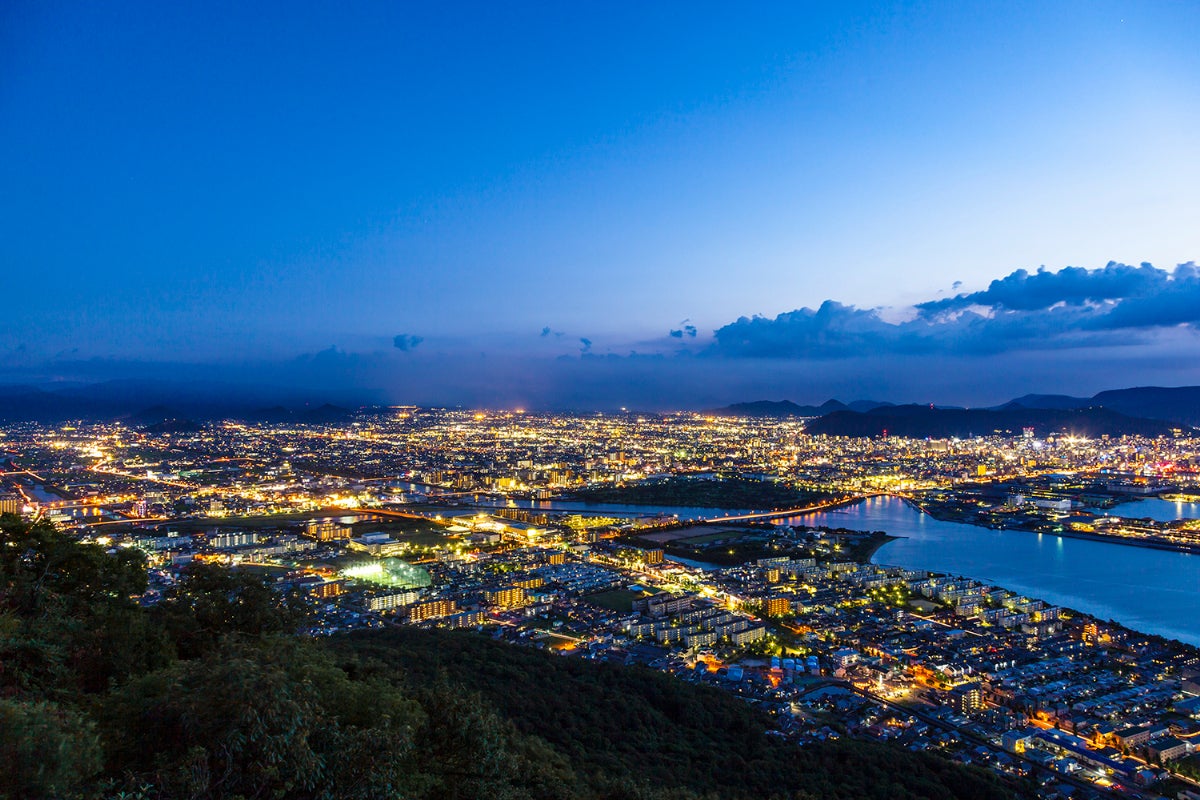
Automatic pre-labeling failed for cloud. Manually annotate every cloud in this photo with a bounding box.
[579,337,592,353]
[711,262,1200,359]
[393,333,424,351]
[540,326,564,339]
[669,320,698,338]
[917,262,1174,314]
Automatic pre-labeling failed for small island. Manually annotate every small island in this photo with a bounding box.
[564,475,832,510]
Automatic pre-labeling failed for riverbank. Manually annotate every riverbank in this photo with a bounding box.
[849,531,898,562]
[825,495,1200,646]
[905,496,1200,556]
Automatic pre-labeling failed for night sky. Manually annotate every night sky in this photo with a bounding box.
[3,1,1199,409]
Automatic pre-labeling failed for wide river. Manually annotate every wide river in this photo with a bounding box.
[398,487,1200,644]
[781,496,1200,646]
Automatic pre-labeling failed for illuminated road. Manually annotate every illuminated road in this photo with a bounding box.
[701,492,898,524]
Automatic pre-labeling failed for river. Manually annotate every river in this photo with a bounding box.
[782,495,1200,646]
[469,496,755,520]
[1085,496,1200,522]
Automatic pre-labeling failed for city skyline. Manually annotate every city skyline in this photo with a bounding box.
[4,1,1200,406]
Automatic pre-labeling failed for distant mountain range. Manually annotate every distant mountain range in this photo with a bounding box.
[709,386,1200,437]
[804,405,1175,439]
[708,399,895,417]
[0,380,360,425]
[2,380,1197,437]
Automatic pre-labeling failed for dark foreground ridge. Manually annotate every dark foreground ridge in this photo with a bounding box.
[0,514,1019,800]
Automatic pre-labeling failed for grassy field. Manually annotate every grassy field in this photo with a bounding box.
[585,587,649,612]
[677,529,752,546]
[389,528,455,546]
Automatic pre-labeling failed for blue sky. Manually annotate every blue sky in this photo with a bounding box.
[3,1,1199,407]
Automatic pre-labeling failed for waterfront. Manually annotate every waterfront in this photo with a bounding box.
[1088,496,1200,522]
[785,495,1200,646]
[472,495,756,521]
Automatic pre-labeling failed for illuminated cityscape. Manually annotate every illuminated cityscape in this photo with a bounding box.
[5,2,1200,798]
[5,408,1200,796]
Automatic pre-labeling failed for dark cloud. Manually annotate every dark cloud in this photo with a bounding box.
[670,319,699,338]
[393,333,424,351]
[579,337,592,353]
[540,326,564,339]
[1083,263,1200,330]
[917,262,1173,314]
[711,263,1200,359]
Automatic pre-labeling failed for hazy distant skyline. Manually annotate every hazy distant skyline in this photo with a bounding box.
[3,1,1199,407]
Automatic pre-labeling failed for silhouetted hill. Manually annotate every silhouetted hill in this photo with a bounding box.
[0,380,365,423]
[806,405,1175,438]
[1091,386,1200,427]
[994,386,1200,427]
[710,399,900,417]
[140,418,203,434]
[129,404,180,425]
[708,399,828,417]
[847,399,896,412]
[998,394,1091,411]
[0,384,121,421]
[247,403,354,423]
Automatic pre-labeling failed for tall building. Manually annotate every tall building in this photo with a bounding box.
[765,596,791,617]
[951,683,984,715]
[305,519,353,541]
[408,599,458,622]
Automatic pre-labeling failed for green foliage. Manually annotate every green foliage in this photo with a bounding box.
[1173,752,1200,780]
[0,697,102,800]
[99,638,426,800]
[569,477,828,510]
[153,560,303,659]
[0,513,147,617]
[0,514,164,698]
[1,513,1023,800]
[332,627,1018,800]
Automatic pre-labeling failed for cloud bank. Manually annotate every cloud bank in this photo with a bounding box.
[712,262,1200,359]
[5,262,1199,411]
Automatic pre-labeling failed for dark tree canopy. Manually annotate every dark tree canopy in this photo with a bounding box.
[0,513,1024,800]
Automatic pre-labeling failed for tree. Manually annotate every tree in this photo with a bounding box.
[0,513,146,617]
[0,514,158,697]
[99,637,426,800]
[0,697,102,799]
[153,561,302,659]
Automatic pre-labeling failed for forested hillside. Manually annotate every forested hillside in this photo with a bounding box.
[1,514,1019,800]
